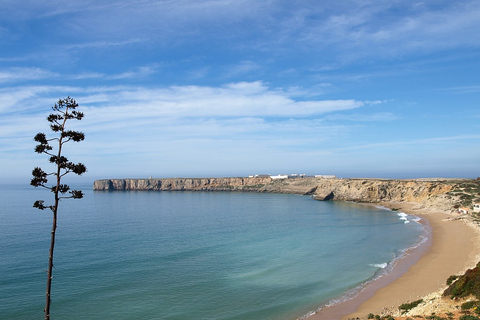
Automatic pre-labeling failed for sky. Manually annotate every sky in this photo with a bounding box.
[1,0,479,184]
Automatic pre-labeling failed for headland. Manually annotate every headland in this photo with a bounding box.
[93,177,459,211]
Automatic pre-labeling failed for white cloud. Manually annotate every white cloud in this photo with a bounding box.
[0,81,366,170]
[0,80,366,130]
[1,1,479,181]
[52,82,365,130]
[0,85,82,113]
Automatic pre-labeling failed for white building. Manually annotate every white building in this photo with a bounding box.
[270,175,288,179]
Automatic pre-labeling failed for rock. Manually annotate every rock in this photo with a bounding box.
[93,177,463,212]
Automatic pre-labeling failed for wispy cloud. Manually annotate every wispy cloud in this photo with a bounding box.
[324,112,398,122]
[0,81,369,154]
[283,1,480,61]
[1,1,479,180]
[3,1,479,85]
[69,72,106,80]
[0,80,365,123]
[222,60,262,79]
[0,85,73,113]
[0,80,372,178]
[0,67,58,83]
[443,85,480,94]
[107,65,158,80]
[329,134,480,153]
[8,1,479,61]
[73,81,365,122]
[64,38,147,50]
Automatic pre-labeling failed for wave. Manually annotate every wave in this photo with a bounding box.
[398,212,408,220]
[300,209,431,320]
[370,262,388,269]
[375,205,422,225]
[397,212,413,224]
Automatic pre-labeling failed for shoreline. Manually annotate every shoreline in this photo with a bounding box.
[303,202,480,320]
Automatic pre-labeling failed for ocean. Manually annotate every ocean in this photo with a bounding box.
[0,184,426,320]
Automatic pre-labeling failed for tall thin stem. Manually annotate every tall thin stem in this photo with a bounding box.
[44,109,68,320]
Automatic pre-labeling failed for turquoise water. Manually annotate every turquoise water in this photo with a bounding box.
[0,185,425,320]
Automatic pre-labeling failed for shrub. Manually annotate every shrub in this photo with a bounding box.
[399,299,424,313]
[459,315,480,320]
[444,262,480,299]
[367,313,375,319]
[462,301,480,310]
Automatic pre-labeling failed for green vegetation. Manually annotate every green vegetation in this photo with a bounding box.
[448,275,461,285]
[399,299,424,313]
[426,315,447,320]
[445,179,480,225]
[446,180,480,209]
[444,262,480,300]
[459,315,480,320]
[461,300,480,311]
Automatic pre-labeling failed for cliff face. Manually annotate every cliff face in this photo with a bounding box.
[311,179,454,211]
[93,177,460,212]
[92,177,454,200]
[93,177,272,192]
[262,178,456,211]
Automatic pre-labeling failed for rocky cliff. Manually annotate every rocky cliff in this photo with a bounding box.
[93,177,473,212]
[265,178,459,212]
[93,177,272,192]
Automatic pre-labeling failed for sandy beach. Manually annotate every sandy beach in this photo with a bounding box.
[305,203,480,320]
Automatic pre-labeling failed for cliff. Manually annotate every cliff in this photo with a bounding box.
[93,177,272,192]
[264,178,458,212]
[93,177,478,213]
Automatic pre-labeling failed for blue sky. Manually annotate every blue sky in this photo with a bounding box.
[1,0,479,183]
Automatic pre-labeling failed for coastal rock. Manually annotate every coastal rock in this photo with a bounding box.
[93,177,272,192]
[93,177,463,212]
